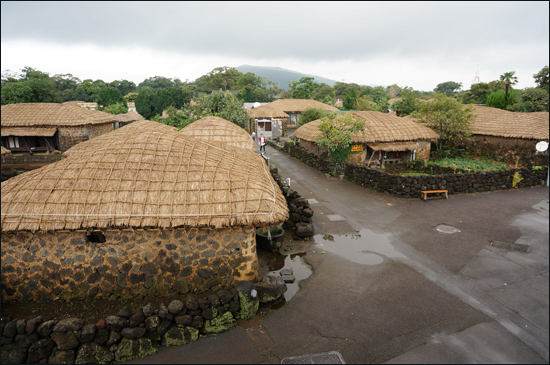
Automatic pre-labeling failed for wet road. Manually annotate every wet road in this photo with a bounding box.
[132,144,549,364]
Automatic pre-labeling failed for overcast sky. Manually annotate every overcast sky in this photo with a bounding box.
[1,1,548,91]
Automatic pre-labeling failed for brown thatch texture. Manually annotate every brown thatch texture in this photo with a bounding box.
[63,120,176,157]
[388,98,402,105]
[61,101,86,106]
[180,117,256,152]
[1,103,116,127]
[471,106,549,140]
[293,111,439,143]
[368,142,418,151]
[268,99,339,112]
[1,146,11,155]
[2,131,288,232]
[1,127,57,137]
[114,111,143,122]
[247,105,289,119]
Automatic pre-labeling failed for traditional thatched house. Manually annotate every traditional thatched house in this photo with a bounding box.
[293,111,439,167]
[62,119,176,157]
[113,111,143,127]
[266,99,339,127]
[179,116,256,152]
[1,130,288,302]
[1,103,118,153]
[246,104,289,135]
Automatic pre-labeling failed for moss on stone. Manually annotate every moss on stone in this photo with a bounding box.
[115,338,157,363]
[202,311,237,334]
[237,288,259,320]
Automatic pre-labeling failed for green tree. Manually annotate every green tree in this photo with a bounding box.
[354,96,384,112]
[138,76,175,90]
[392,90,419,116]
[343,89,360,110]
[370,86,389,105]
[486,90,517,110]
[1,82,33,105]
[386,84,401,98]
[135,87,156,119]
[194,67,243,93]
[411,94,475,150]
[460,80,505,104]
[190,90,249,128]
[314,113,365,173]
[160,105,195,130]
[311,84,335,103]
[499,71,518,102]
[124,92,138,103]
[433,81,462,97]
[97,87,125,108]
[288,77,318,99]
[533,66,549,91]
[506,87,548,112]
[109,80,137,96]
[298,107,331,127]
[103,102,129,115]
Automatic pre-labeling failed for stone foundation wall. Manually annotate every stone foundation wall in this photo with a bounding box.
[1,227,258,303]
[57,123,112,152]
[0,282,272,365]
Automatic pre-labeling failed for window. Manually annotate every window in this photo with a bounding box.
[8,137,19,148]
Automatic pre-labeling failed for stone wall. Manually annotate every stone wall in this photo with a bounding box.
[344,164,548,198]
[267,139,548,199]
[0,279,286,365]
[269,164,314,238]
[1,227,258,303]
[57,123,112,152]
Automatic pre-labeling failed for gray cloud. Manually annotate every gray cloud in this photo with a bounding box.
[2,1,548,63]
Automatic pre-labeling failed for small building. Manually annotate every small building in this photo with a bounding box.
[243,102,270,109]
[293,111,439,168]
[247,105,289,135]
[114,111,143,127]
[1,129,288,302]
[1,103,118,153]
[265,99,339,128]
[179,116,256,152]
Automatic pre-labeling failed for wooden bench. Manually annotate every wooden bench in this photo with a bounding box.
[420,190,448,201]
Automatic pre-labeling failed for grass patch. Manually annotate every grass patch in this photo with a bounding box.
[431,157,508,172]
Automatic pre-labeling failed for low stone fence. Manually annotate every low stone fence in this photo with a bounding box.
[0,280,287,364]
[2,155,64,164]
[268,139,548,199]
[267,163,315,238]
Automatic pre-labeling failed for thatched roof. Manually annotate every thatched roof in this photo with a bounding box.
[293,111,439,143]
[471,106,549,140]
[368,142,418,151]
[1,146,11,156]
[388,98,402,105]
[63,120,176,157]
[1,127,57,137]
[247,104,289,119]
[268,99,339,113]
[2,131,288,232]
[114,111,143,122]
[179,117,256,152]
[1,103,117,127]
[61,101,86,106]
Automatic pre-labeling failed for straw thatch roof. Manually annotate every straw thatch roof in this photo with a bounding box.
[471,106,549,140]
[179,116,256,152]
[2,131,288,232]
[368,142,419,151]
[114,111,143,122]
[247,104,289,119]
[293,111,439,143]
[1,146,11,156]
[63,120,177,157]
[61,101,86,106]
[1,103,117,127]
[267,99,339,113]
[388,98,402,105]
[1,127,57,137]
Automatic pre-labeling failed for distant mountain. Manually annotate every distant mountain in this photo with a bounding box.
[236,65,338,90]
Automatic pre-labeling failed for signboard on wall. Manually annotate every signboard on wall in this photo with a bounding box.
[351,144,363,152]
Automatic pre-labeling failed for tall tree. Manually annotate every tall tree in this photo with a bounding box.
[533,66,549,91]
[343,89,359,110]
[499,71,518,102]
[96,87,125,108]
[194,67,242,93]
[433,81,462,97]
[411,94,475,150]
[288,77,317,99]
[138,76,175,90]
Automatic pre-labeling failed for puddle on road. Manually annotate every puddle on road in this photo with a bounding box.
[435,224,461,234]
[313,229,405,265]
[258,249,313,305]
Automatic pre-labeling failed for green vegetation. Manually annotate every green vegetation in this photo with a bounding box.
[411,94,475,150]
[431,157,508,171]
[314,113,365,173]
[512,171,523,188]
[297,107,330,127]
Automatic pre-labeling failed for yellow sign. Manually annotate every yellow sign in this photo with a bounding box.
[351,144,363,152]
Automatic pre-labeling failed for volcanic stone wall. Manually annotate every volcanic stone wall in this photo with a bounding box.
[57,123,112,152]
[1,227,258,303]
[344,164,548,198]
[0,291,249,364]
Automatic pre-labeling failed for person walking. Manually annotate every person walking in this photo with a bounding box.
[259,133,266,153]
[251,132,256,142]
